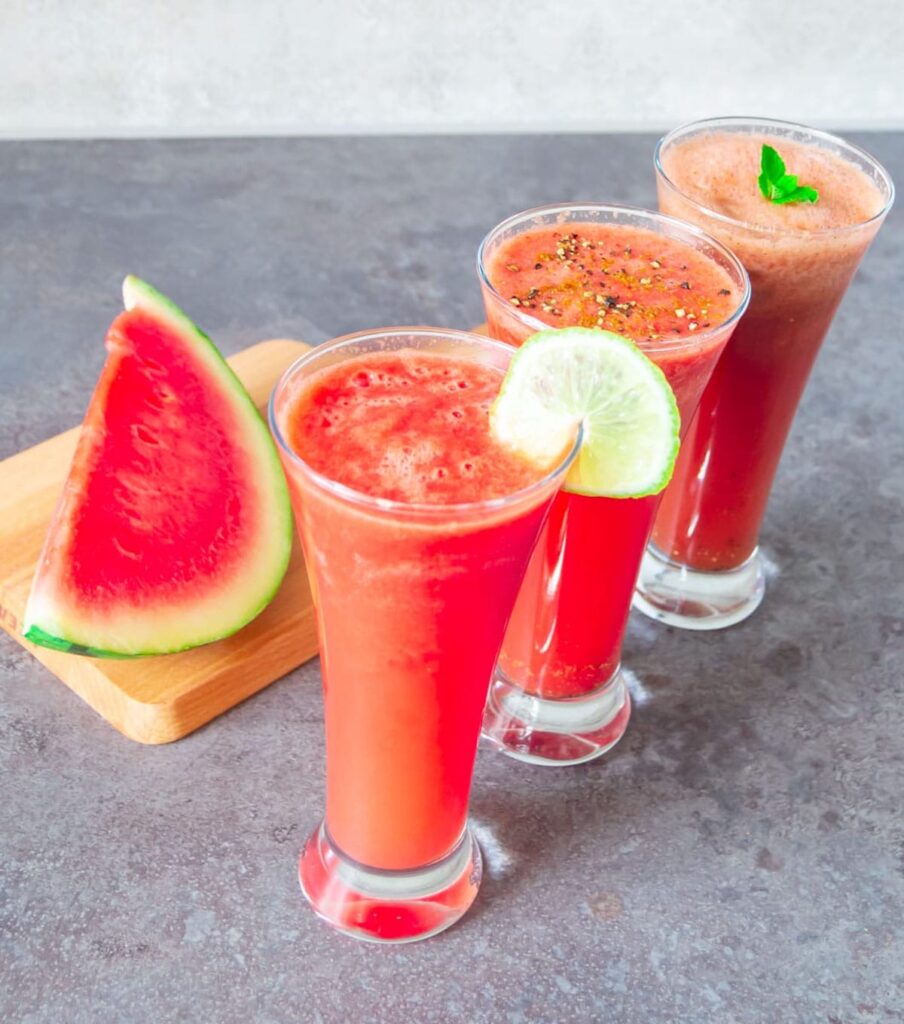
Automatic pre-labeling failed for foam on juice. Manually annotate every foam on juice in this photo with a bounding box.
[662,133,885,233]
[285,350,544,505]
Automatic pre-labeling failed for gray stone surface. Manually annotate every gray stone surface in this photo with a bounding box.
[1,134,902,1024]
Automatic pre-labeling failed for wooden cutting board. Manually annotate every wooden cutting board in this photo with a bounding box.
[0,338,318,745]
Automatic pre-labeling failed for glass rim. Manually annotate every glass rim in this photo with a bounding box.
[268,326,583,518]
[476,201,751,350]
[655,115,895,239]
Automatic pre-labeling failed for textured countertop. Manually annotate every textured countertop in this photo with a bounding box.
[1,133,902,1024]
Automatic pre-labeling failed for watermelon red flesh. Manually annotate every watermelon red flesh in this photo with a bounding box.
[70,308,260,597]
[23,277,293,657]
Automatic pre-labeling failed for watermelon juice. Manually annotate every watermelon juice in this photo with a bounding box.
[270,328,577,942]
[635,119,894,629]
[478,205,749,765]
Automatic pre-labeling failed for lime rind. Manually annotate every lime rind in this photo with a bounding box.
[490,328,680,499]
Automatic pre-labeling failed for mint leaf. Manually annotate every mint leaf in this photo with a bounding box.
[773,185,819,205]
[758,144,819,205]
[761,144,786,182]
[758,172,776,200]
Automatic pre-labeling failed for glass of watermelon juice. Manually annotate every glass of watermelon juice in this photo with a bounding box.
[478,204,749,765]
[635,118,894,629]
[269,328,579,943]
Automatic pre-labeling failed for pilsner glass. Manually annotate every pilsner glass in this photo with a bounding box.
[635,117,894,629]
[478,204,749,765]
[269,328,578,941]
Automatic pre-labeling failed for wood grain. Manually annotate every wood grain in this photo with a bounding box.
[0,339,318,745]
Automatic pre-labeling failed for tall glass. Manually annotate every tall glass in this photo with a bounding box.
[635,118,894,629]
[269,328,578,942]
[478,205,749,765]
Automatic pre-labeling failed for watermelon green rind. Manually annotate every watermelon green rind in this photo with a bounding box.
[23,624,145,660]
[22,276,293,658]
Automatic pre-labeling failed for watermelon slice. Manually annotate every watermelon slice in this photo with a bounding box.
[23,276,293,657]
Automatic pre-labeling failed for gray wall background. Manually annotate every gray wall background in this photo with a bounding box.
[3,0,903,138]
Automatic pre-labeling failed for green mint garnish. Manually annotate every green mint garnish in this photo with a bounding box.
[758,144,819,205]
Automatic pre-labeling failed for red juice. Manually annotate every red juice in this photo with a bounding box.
[270,329,577,940]
[479,207,748,762]
[650,124,891,578]
[283,349,547,868]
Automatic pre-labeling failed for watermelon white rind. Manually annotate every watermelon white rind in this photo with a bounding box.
[22,276,293,657]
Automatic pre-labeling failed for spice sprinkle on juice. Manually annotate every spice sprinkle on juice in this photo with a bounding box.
[492,223,738,344]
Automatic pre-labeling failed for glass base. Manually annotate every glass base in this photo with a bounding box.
[298,823,482,943]
[481,666,631,766]
[633,544,766,630]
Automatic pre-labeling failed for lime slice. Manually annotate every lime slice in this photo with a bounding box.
[490,327,680,498]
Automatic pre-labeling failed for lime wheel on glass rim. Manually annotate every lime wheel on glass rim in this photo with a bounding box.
[490,327,680,498]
